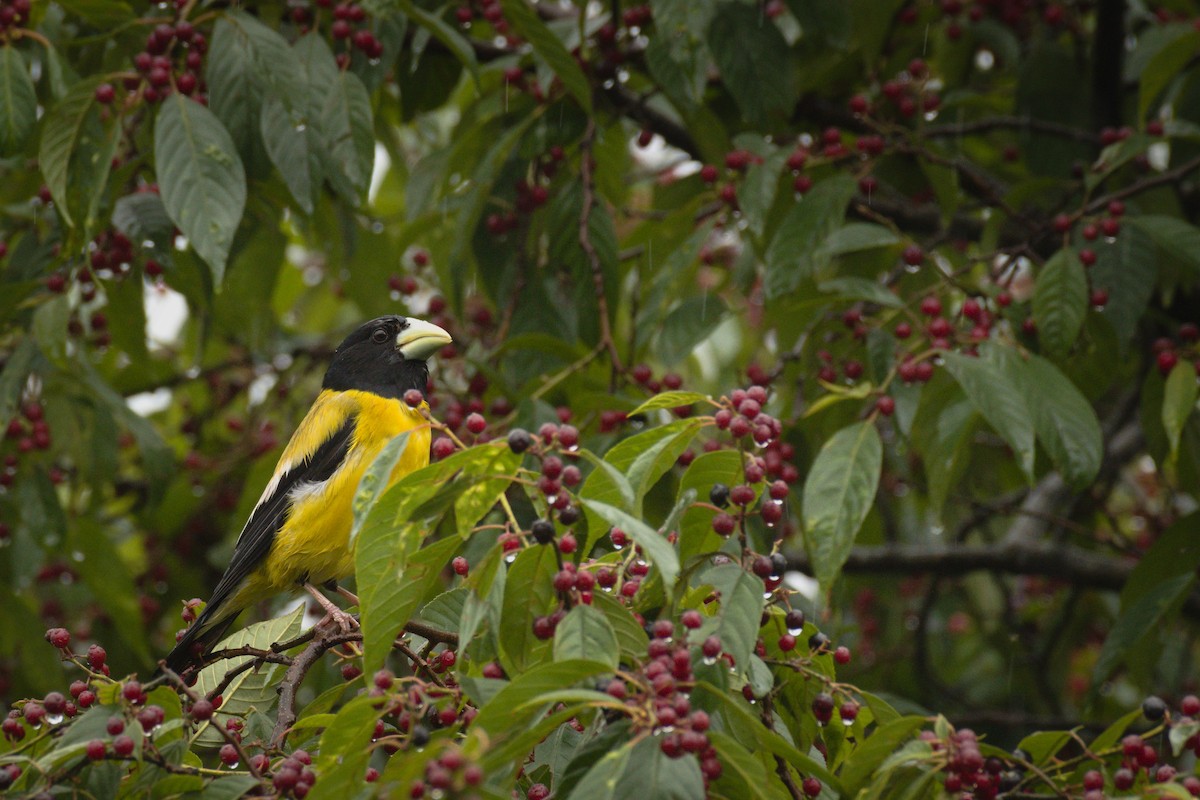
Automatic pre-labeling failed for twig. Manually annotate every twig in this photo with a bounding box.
[923,117,1102,145]
[158,665,264,780]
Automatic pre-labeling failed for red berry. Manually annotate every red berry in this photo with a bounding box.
[902,245,924,266]
[1158,350,1179,375]
[113,734,135,757]
[86,739,107,760]
[465,413,486,434]
[190,699,214,721]
[452,556,469,576]
[1078,248,1097,266]
[219,743,239,765]
[875,396,895,416]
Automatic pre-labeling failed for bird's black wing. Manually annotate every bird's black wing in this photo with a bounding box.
[202,413,359,616]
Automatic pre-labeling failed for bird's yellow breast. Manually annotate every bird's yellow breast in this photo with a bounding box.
[241,390,430,602]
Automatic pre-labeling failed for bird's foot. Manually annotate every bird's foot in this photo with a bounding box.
[304,582,359,633]
[316,607,360,634]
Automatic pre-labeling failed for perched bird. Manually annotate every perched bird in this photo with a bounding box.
[162,316,452,674]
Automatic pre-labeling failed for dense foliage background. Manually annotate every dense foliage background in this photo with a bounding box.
[1,0,1199,797]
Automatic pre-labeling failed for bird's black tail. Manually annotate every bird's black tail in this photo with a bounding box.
[159,605,237,677]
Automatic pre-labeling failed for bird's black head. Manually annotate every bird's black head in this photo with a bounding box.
[322,316,452,401]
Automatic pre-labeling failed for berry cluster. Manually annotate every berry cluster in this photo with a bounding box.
[289,1,382,66]
[127,19,208,105]
[1151,324,1200,377]
[0,0,30,31]
[2,400,53,488]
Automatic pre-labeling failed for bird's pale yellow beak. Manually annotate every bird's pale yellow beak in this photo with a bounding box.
[396,318,452,360]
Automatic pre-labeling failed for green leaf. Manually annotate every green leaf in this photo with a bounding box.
[1091,221,1157,350]
[627,391,711,417]
[473,659,615,738]
[206,17,265,161]
[193,605,305,747]
[707,731,787,800]
[679,449,747,563]
[942,349,1036,482]
[348,432,410,548]
[707,4,794,126]
[1014,352,1103,487]
[818,277,903,309]
[614,736,706,799]
[499,0,592,111]
[1092,573,1194,685]
[55,0,135,26]
[1138,28,1200,121]
[305,34,374,202]
[691,681,840,790]
[499,544,558,674]
[566,739,634,800]
[582,499,681,589]
[657,295,730,365]
[260,94,318,214]
[591,591,650,664]
[554,604,619,669]
[1128,214,1200,278]
[1015,730,1072,766]
[154,93,247,284]
[221,11,308,111]
[1122,512,1200,607]
[580,418,703,553]
[696,563,765,678]
[1163,362,1199,461]
[307,696,384,800]
[765,175,858,299]
[0,46,35,157]
[38,76,121,231]
[801,421,882,589]
[822,222,901,255]
[359,536,458,676]
[1032,249,1087,360]
[839,716,929,795]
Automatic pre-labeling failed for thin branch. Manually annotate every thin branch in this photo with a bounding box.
[158,665,264,780]
[923,117,1102,145]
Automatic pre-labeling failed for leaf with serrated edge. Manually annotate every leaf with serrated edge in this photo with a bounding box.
[0,46,36,157]
[802,421,882,589]
[193,605,305,748]
[553,604,619,669]
[154,94,246,283]
[1033,249,1087,360]
[942,348,1036,482]
[1008,350,1102,488]
[360,537,458,676]
[696,563,765,679]
[38,77,107,227]
[348,432,410,547]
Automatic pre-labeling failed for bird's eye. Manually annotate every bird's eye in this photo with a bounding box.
[371,328,389,344]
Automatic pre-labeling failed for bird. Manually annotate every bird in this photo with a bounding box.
[161,315,452,675]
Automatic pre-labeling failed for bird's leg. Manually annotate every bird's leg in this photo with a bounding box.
[304,582,359,633]
[334,585,360,606]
